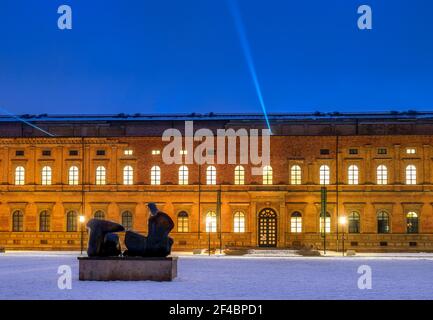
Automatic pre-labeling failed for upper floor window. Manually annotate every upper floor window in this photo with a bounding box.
[69,150,79,156]
[96,150,106,156]
[68,166,79,185]
[12,210,24,232]
[233,211,245,233]
[15,150,24,156]
[41,166,52,185]
[151,166,161,185]
[151,150,161,155]
[66,211,77,232]
[177,211,189,233]
[405,165,417,185]
[206,211,217,233]
[406,148,416,155]
[377,165,388,185]
[348,211,360,233]
[95,166,106,185]
[291,212,302,233]
[290,165,301,185]
[349,148,358,155]
[206,166,216,185]
[320,149,330,155]
[407,212,419,234]
[377,148,387,155]
[348,165,359,185]
[377,211,390,234]
[262,165,273,185]
[122,211,133,230]
[124,149,133,156]
[42,150,51,156]
[94,210,105,220]
[14,166,25,185]
[179,166,188,185]
[123,165,133,185]
[319,165,330,185]
[39,210,50,232]
[234,165,245,185]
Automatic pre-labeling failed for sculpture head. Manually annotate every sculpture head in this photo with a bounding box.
[147,202,158,216]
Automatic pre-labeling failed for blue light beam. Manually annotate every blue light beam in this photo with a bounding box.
[226,0,272,133]
[0,106,55,137]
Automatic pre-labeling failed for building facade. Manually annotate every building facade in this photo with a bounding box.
[2,112,433,252]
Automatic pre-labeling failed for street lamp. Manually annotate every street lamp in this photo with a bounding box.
[339,216,347,256]
[79,215,85,255]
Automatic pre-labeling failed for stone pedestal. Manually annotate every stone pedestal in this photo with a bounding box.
[78,256,177,281]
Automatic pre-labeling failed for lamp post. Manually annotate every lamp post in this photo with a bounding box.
[339,216,347,256]
[79,215,85,255]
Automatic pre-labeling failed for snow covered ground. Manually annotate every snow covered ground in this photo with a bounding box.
[1,251,433,300]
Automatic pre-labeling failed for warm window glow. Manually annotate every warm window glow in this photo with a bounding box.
[94,210,105,220]
[124,149,133,156]
[319,212,331,234]
[290,165,302,185]
[14,166,25,185]
[262,165,273,185]
[234,165,245,185]
[151,150,161,155]
[406,148,416,154]
[177,211,189,232]
[206,166,216,185]
[407,211,418,234]
[291,212,302,233]
[178,166,189,185]
[406,165,417,185]
[233,211,245,233]
[206,211,217,232]
[123,165,133,185]
[180,150,188,155]
[319,165,330,185]
[68,166,79,185]
[41,166,52,185]
[348,165,359,185]
[95,166,106,185]
[348,211,360,233]
[151,166,161,185]
[377,165,388,185]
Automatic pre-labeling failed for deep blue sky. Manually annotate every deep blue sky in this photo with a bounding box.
[0,0,432,115]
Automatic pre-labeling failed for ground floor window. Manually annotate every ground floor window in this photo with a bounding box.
[319,212,331,234]
[348,211,360,233]
[66,211,77,232]
[407,212,418,234]
[377,211,390,233]
[12,210,24,232]
[177,211,189,232]
[290,212,302,233]
[206,211,217,233]
[233,211,245,233]
[122,211,133,230]
[39,211,50,232]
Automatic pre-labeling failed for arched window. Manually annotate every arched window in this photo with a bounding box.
[66,211,77,232]
[319,165,330,185]
[348,211,360,233]
[206,211,217,232]
[233,211,245,233]
[122,211,133,230]
[179,166,188,185]
[348,165,359,185]
[377,211,390,234]
[94,210,105,220]
[262,165,273,185]
[95,166,106,185]
[15,166,25,185]
[39,210,50,232]
[406,165,417,185]
[206,166,216,185]
[123,165,133,185]
[407,212,419,234]
[68,166,79,185]
[290,211,302,233]
[290,165,302,185]
[377,165,388,185]
[177,211,189,232]
[234,165,245,185]
[151,166,161,185]
[12,210,23,232]
[41,166,52,185]
[319,212,331,234]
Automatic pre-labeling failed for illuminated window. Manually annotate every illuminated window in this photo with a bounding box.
[206,211,217,233]
[234,165,245,185]
[68,166,79,185]
[319,212,331,234]
[151,150,161,155]
[122,211,133,230]
[377,211,390,234]
[151,166,161,185]
[180,150,187,155]
[39,210,50,232]
[41,166,52,185]
[407,212,418,234]
[123,165,133,185]
[12,210,23,232]
[406,165,416,185]
[206,166,216,185]
[348,165,359,185]
[179,166,188,185]
[14,166,25,185]
[177,211,189,233]
[262,165,273,185]
[377,165,388,185]
[319,165,330,185]
[290,165,301,185]
[124,149,133,156]
[95,166,106,185]
[291,211,302,233]
[66,211,77,232]
[406,148,416,154]
[94,210,105,220]
[234,211,245,233]
[348,211,360,233]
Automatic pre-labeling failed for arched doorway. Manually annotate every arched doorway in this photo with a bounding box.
[258,208,277,247]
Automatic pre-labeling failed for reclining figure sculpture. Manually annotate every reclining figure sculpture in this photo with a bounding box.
[86,219,125,257]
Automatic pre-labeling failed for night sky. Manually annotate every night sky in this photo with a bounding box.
[0,0,432,115]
